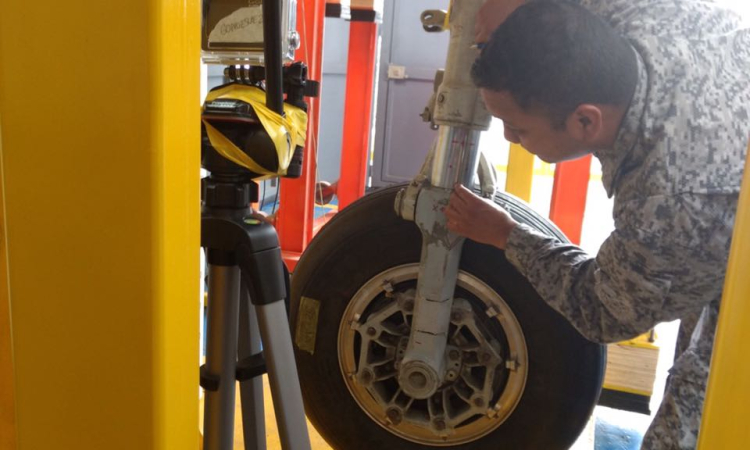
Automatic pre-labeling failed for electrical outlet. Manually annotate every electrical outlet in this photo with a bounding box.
[388,64,407,80]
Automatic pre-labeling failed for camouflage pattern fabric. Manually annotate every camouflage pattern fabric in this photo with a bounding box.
[503,1,750,448]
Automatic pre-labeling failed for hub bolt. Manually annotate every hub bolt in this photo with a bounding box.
[386,408,402,425]
[360,370,374,384]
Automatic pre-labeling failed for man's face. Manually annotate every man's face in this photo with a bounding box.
[480,89,589,163]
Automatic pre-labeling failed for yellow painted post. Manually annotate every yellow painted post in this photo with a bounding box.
[697,145,750,449]
[505,143,535,202]
[0,123,16,449]
[0,1,200,449]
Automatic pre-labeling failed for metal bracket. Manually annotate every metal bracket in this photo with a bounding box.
[420,10,448,33]
[420,70,445,130]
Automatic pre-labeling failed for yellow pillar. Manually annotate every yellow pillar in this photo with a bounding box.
[698,146,750,449]
[0,132,16,450]
[0,1,200,449]
[505,143,535,202]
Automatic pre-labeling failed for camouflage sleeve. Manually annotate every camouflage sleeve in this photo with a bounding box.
[567,0,733,37]
[570,0,639,24]
[504,193,735,344]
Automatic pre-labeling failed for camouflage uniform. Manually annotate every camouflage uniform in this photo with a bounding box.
[503,1,750,448]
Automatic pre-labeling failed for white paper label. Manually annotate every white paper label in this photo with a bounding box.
[208,5,264,44]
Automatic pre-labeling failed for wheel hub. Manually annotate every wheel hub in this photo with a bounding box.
[398,360,440,400]
[338,264,528,446]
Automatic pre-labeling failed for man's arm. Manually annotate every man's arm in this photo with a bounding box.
[447,187,735,343]
[444,184,518,249]
[503,193,735,343]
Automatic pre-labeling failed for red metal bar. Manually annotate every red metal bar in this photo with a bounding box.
[548,155,592,245]
[278,0,326,270]
[337,21,379,210]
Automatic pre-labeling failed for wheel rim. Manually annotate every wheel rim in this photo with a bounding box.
[338,264,529,446]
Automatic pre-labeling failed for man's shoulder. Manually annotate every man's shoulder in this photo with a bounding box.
[576,0,744,35]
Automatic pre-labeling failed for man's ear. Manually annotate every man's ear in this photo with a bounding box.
[565,104,603,143]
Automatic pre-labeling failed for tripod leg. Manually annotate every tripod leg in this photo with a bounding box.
[255,299,312,450]
[238,278,266,450]
[203,264,241,450]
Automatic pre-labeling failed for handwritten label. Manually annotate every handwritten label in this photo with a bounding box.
[209,6,264,44]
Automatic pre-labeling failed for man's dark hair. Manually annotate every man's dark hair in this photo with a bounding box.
[472,0,637,128]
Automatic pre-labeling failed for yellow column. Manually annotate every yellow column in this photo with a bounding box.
[0,125,16,449]
[697,145,750,449]
[505,143,535,202]
[0,1,200,449]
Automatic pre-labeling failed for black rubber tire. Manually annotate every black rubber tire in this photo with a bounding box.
[291,184,605,450]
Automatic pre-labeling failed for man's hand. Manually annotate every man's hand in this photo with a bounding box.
[444,184,518,250]
[475,0,527,43]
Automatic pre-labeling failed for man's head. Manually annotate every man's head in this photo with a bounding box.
[472,0,637,162]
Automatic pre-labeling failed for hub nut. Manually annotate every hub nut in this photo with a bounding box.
[386,408,402,425]
[398,362,440,399]
[360,370,374,384]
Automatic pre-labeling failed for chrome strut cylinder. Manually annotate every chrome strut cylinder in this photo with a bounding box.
[431,126,483,189]
[398,0,491,400]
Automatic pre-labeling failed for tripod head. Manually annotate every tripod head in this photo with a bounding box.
[200,0,318,207]
[201,62,319,182]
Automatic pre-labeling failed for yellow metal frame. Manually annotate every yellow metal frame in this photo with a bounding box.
[0,1,200,448]
[698,143,750,449]
[505,143,535,202]
[0,115,16,450]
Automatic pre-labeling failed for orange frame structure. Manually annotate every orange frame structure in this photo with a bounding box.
[279,5,380,269]
[337,21,379,211]
[278,0,326,270]
[548,155,593,244]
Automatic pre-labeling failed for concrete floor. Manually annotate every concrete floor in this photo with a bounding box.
[199,376,331,450]
[198,378,650,450]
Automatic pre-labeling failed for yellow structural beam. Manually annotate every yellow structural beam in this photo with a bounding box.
[0,125,16,450]
[698,144,750,449]
[0,1,200,449]
[505,143,535,202]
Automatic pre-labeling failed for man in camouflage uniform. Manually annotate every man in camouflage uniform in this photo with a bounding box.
[445,0,750,448]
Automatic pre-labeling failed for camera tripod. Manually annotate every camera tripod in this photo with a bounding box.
[200,174,312,450]
[198,1,315,447]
